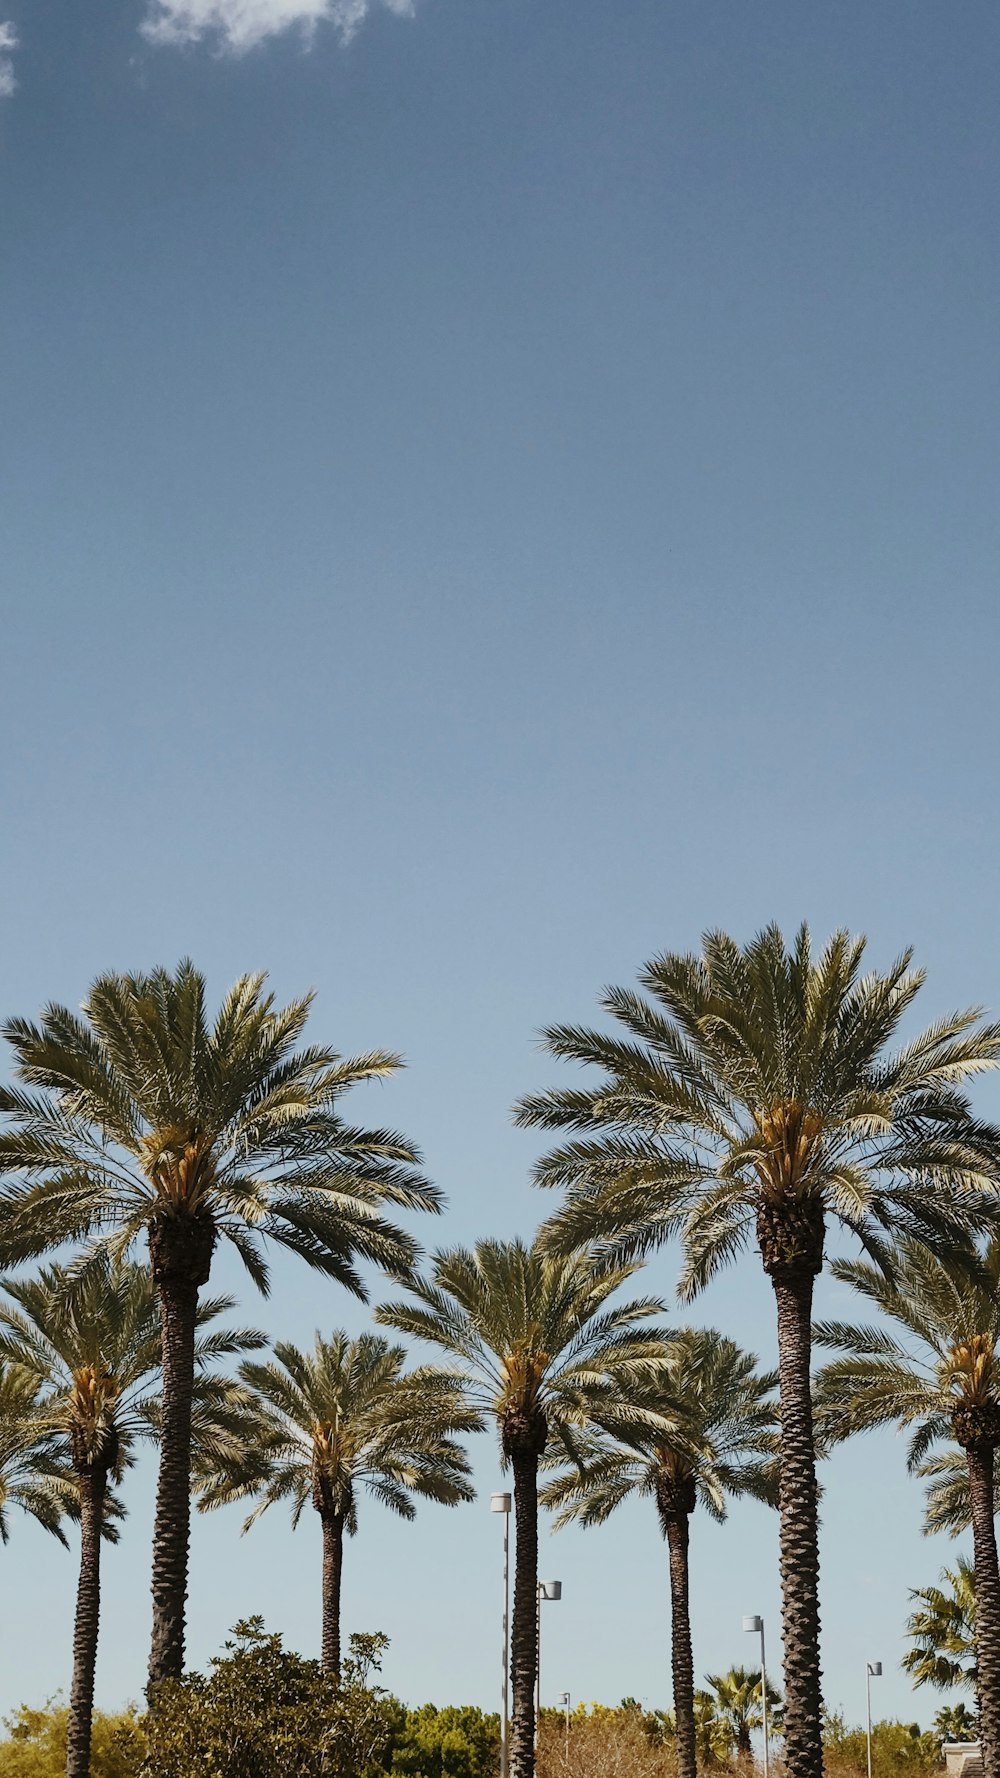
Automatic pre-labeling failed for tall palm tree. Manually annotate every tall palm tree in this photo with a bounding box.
[814,1238,1000,1774]
[516,925,1000,1778]
[195,1330,477,1678]
[699,1668,782,1762]
[376,1237,667,1778]
[904,1559,977,1693]
[0,962,436,1685]
[0,1255,262,1778]
[0,1361,76,1544]
[541,1328,777,1778]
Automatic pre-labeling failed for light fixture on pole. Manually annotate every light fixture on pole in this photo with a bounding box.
[742,1616,769,1778]
[866,1662,882,1778]
[535,1581,562,1750]
[558,1692,571,1759]
[491,1493,512,1778]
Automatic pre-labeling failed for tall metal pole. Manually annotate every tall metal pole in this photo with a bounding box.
[866,1662,882,1778]
[491,1494,512,1778]
[742,1616,769,1778]
[759,1622,769,1778]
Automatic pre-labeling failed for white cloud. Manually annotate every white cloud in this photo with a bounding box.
[140,0,416,54]
[0,22,17,97]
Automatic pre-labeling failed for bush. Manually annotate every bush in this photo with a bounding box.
[0,1703,145,1777]
[824,1713,943,1778]
[142,1619,397,1778]
[386,1704,500,1778]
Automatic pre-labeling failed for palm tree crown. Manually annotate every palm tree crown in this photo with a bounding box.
[0,961,438,1293]
[542,1327,777,1529]
[199,1331,476,1530]
[904,1559,977,1692]
[376,1238,666,1460]
[815,1238,1000,1467]
[518,926,1000,1287]
[0,1256,261,1479]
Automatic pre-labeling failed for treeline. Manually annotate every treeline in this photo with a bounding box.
[2,930,1000,1778]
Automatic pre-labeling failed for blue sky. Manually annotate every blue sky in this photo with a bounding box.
[2,0,1000,1733]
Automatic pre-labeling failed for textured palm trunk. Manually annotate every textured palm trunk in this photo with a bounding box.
[66,1467,106,1778]
[664,1513,696,1778]
[148,1213,215,1691]
[967,1446,1000,1778]
[510,1448,540,1778]
[770,1266,823,1778]
[320,1510,344,1680]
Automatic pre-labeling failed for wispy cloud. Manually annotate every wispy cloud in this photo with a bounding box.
[0,21,17,96]
[140,0,416,54]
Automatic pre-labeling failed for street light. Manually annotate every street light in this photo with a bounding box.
[491,1494,512,1778]
[866,1662,882,1778]
[742,1616,770,1778]
[535,1581,563,1749]
[558,1692,571,1759]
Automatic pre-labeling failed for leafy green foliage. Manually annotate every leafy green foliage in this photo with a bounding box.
[904,1560,978,1691]
[0,1703,145,1776]
[823,1712,942,1777]
[141,1619,396,1778]
[196,1331,475,1532]
[542,1326,777,1528]
[0,962,437,1297]
[385,1704,499,1778]
[376,1236,667,1458]
[516,923,1000,1295]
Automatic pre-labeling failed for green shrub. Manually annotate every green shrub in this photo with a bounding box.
[386,1703,499,1778]
[0,1703,145,1777]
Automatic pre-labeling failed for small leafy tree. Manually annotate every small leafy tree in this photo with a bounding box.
[140,1618,397,1778]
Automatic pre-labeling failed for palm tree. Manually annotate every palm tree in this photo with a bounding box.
[516,925,1000,1778]
[0,1255,262,1778]
[933,1704,980,1744]
[541,1328,777,1778]
[699,1668,782,1762]
[0,1361,76,1543]
[0,962,436,1685]
[904,1559,977,1692]
[195,1330,477,1678]
[815,1238,1000,1774]
[376,1236,667,1778]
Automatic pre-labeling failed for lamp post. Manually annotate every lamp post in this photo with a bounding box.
[491,1493,512,1778]
[535,1581,562,1750]
[558,1692,571,1760]
[866,1662,882,1778]
[742,1616,769,1778]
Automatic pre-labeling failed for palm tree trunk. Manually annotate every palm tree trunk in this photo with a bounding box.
[665,1513,696,1778]
[771,1265,823,1778]
[148,1213,215,1690]
[66,1467,106,1778]
[510,1448,539,1778]
[967,1446,1000,1778]
[320,1510,344,1680]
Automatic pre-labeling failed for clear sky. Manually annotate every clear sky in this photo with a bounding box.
[2,0,999,1735]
